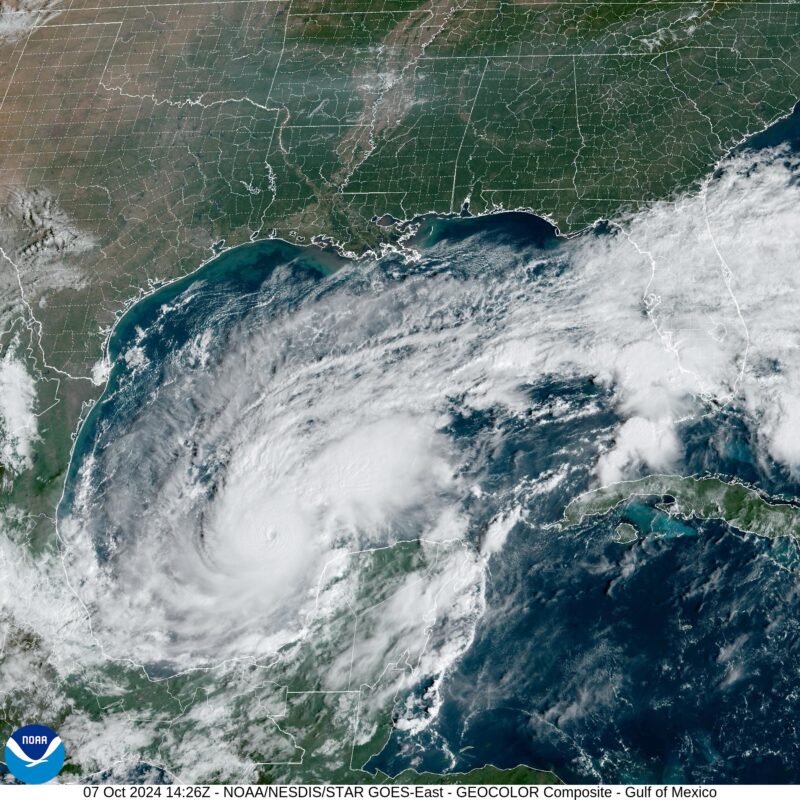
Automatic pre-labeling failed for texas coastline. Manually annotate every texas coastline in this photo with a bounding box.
[49,101,800,785]
[58,209,559,518]
[60,96,800,519]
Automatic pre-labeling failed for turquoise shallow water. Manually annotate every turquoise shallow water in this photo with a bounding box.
[62,238,347,516]
[58,198,800,783]
[62,211,559,517]
[622,503,698,539]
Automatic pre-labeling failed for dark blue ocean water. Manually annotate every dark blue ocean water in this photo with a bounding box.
[369,507,800,784]
[62,118,800,783]
[61,240,348,515]
[364,383,800,783]
[365,103,800,781]
[740,100,800,153]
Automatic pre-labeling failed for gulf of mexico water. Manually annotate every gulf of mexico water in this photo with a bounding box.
[58,111,800,783]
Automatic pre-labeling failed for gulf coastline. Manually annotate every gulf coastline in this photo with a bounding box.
[59,211,560,518]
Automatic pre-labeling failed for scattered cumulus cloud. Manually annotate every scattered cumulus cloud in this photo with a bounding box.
[0,1,61,44]
[0,340,38,475]
[1,140,800,778]
[59,143,800,675]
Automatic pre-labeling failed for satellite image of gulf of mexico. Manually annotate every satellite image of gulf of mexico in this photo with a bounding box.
[47,107,800,784]
[4,0,800,783]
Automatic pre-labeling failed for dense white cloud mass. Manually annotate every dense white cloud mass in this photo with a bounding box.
[0,1,61,44]
[61,267,488,668]
[55,144,800,676]
[596,417,681,486]
[0,341,38,475]
[601,147,800,473]
[1,140,799,778]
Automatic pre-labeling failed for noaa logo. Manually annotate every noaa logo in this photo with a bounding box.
[4,724,65,784]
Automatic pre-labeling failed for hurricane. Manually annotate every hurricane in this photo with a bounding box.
[2,138,800,781]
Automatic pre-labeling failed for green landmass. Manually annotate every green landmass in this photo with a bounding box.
[613,522,639,544]
[390,765,559,785]
[2,537,559,784]
[562,474,800,541]
[3,0,800,784]
[3,0,800,535]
